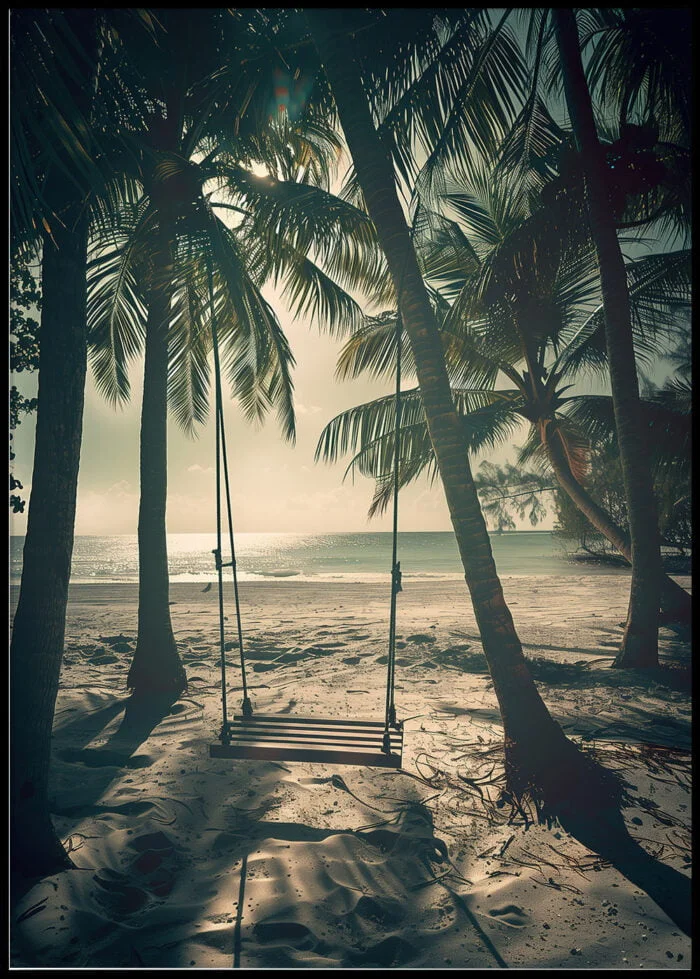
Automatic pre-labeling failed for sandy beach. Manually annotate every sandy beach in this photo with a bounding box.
[10,575,692,969]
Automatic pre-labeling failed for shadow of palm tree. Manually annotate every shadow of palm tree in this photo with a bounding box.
[223,788,509,970]
[561,802,692,936]
[52,692,180,810]
[53,696,130,751]
[515,741,691,938]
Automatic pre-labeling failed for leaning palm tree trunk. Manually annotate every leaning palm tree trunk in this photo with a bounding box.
[553,9,662,669]
[543,426,691,632]
[307,11,575,795]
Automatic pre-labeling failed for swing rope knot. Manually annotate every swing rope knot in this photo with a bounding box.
[212,548,234,570]
[392,561,403,594]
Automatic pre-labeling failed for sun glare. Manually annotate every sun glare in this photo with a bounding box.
[248,161,270,178]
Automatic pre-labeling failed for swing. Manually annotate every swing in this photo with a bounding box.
[207,276,405,768]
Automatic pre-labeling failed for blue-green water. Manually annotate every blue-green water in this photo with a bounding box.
[10,531,632,584]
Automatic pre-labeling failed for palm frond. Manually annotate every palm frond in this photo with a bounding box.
[168,277,211,435]
[414,14,528,200]
[556,248,691,381]
[316,385,524,519]
[86,202,153,403]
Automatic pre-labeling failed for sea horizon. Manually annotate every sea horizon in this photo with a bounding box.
[10,529,641,584]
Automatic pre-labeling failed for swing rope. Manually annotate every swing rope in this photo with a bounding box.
[208,271,405,756]
[383,311,403,751]
[207,258,251,742]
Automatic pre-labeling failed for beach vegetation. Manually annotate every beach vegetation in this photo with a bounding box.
[316,157,690,635]
[10,257,41,513]
[9,4,691,906]
[87,9,387,697]
[305,8,602,812]
[552,7,665,669]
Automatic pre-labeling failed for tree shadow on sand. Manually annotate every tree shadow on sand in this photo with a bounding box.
[224,791,509,970]
[510,740,691,938]
[52,692,181,811]
[12,694,182,905]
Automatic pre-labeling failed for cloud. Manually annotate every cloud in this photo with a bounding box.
[295,403,322,417]
[187,464,214,474]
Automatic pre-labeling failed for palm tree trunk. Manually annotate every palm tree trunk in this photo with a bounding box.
[10,9,97,885]
[126,99,187,696]
[127,204,187,695]
[543,426,690,639]
[11,211,89,881]
[553,8,662,669]
[307,11,576,796]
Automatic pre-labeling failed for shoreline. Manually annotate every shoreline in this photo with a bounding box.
[9,567,693,602]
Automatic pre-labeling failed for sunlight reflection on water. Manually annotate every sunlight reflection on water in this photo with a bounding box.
[11,531,632,584]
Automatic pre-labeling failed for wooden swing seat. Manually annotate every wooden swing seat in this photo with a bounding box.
[209,713,403,768]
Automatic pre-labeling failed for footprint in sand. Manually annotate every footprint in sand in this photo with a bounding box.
[98,634,134,647]
[487,904,530,928]
[306,643,346,655]
[129,831,177,897]
[90,652,119,664]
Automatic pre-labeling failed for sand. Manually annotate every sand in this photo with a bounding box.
[10,575,692,969]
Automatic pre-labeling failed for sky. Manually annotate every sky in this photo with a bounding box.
[10,56,545,540]
[10,187,677,542]
[10,286,541,538]
[12,11,680,541]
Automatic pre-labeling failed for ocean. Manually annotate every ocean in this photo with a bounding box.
[9,531,633,585]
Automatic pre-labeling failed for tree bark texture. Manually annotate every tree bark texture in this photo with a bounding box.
[127,163,187,695]
[554,8,662,669]
[10,9,97,883]
[307,10,572,786]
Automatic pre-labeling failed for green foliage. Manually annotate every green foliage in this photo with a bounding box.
[552,448,630,561]
[552,447,691,561]
[474,461,556,531]
[317,136,690,528]
[85,9,389,444]
[10,256,41,513]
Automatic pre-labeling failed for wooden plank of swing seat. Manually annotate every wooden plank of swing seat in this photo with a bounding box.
[221,725,403,751]
[209,713,403,767]
[234,714,396,728]
[226,715,401,742]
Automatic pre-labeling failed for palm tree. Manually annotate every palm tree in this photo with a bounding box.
[87,9,388,695]
[552,8,664,668]
[304,8,584,803]
[316,160,691,639]
[582,8,691,192]
[10,7,101,882]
